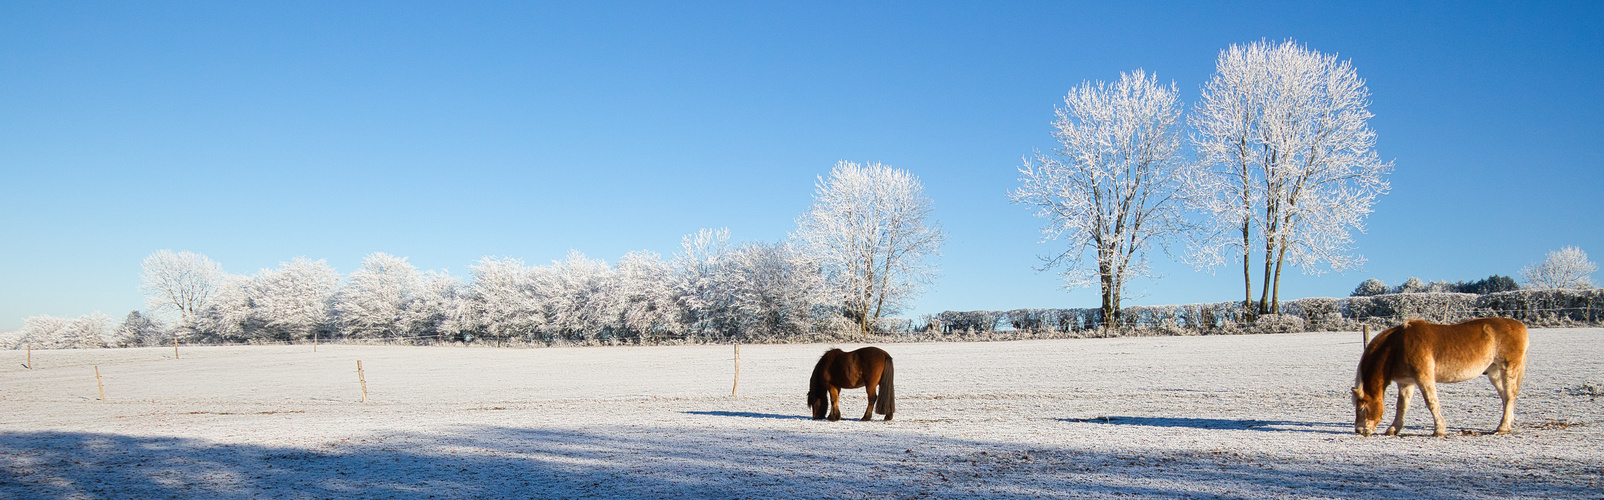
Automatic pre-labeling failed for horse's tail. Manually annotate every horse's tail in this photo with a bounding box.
[875,357,894,416]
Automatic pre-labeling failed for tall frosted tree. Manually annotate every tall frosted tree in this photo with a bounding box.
[1012,70,1190,328]
[795,162,944,334]
[140,250,225,326]
[1186,40,1391,317]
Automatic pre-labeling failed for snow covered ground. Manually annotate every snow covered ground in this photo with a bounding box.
[2,329,1601,499]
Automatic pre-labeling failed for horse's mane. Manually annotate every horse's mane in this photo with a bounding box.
[1355,324,1405,394]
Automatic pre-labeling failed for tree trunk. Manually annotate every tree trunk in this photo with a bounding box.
[1099,261,1117,330]
[1240,217,1254,321]
[1272,236,1288,314]
[1259,238,1275,316]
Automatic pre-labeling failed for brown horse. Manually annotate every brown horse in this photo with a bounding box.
[808,347,894,421]
[1352,318,1528,437]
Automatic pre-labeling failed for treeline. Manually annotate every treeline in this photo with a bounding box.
[9,252,1600,349]
[15,288,1600,350]
[5,232,864,349]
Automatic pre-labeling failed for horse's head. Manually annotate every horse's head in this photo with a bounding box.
[1352,386,1383,436]
[1352,323,1403,436]
[806,387,827,420]
[806,349,842,420]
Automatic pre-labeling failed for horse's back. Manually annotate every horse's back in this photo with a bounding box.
[851,346,891,363]
[1419,318,1526,355]
[1399,318,1527,382]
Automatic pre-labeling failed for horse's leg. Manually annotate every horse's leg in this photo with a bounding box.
[1386,382,1413,436]
[1485,364,1512,434]
[827,386,842,422]
[1492,359,1524,434]
[1418,377,1448,437]
[861,383,878,422]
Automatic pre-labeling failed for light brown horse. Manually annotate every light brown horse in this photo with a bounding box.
[808,347,894,421]
[1352,318,1528,437]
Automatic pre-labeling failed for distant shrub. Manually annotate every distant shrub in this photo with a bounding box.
[1396,277,1428,294]
[1352,279,1388,297]
[1460,275,1520,295]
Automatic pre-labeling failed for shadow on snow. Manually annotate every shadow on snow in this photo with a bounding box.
[0,424,1594,499]
[681,410,813,420]
[1059,416,1351,434]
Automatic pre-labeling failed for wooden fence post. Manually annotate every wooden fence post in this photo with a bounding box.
[357,360,368,404]
[173,339,180,360]
[1362,325,1370,348]
[26,344,31,369]
[731,344,740,398]
[94,366,105,402]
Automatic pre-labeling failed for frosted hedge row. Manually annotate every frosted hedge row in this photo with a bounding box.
[914,289,1604,337]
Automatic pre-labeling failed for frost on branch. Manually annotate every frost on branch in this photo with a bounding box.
[140,250,224,324]
[795,162,944,335]
[1184,39,1391,316]
[1011,69,1190,327]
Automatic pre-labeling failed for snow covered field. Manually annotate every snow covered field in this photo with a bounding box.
[2,329,1601,499]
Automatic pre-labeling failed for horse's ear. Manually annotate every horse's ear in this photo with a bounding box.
[1351,387,1363,398]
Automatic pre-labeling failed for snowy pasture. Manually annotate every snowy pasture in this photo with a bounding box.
[2,330,1601,499]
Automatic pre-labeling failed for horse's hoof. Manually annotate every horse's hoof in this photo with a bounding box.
[883,415,893,422]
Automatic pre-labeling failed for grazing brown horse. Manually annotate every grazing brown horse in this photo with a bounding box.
[1352,318,1528,437]
[808,347,894,421]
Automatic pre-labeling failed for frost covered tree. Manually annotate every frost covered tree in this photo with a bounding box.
[719,241,831,339]
[140,250,225,325]
[535,251,617,343]
[671,229,831,339]
[190,274,254,342]
[1351,278,1387,297]
[414,270,466,342]
[466,256,544,342]
[113,311,166,347]
[612,250,681,341]
[795,162,944,334]
[248,257,340,341]
[336,253,424,339]
[1012,70,1190,328]
[1521,246,1597,289]
[1186,40,1391,317]
[1396,277,1428,294]
[673,228,738,337]
[18,313,108,349]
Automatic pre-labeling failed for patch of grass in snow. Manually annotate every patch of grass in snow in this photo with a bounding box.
[1569,382,1604,399]
[1526,419,1588,430]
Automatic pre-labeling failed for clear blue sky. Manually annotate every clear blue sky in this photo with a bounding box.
[2,1,1600,331]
